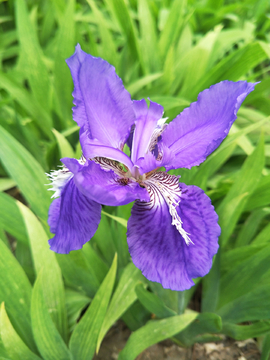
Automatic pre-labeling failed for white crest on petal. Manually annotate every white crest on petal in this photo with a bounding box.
[46,167,73,198]
[46,156,86,198]
[144,172,194,246]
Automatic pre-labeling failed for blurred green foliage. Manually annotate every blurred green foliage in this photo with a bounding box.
[0,0,270,359]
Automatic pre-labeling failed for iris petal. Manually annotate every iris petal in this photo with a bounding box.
[127,173,220,291]
[131,99,164,163]
[48,178,101,254]
[74,160,150,206]
[162,80,258,170]
[66,44,135,149]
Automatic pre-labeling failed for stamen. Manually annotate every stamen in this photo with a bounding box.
[144,172,194,246]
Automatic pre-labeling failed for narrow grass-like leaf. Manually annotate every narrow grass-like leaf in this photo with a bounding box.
[252,222,270,245]
[101,210,127,228]
[105,0,143,72]
[135,283,177,318]
[192,42,270,99]
[176,313,222,347]
[15,0,51,113]
[118,312,197,360]
[261,334,270,360]
[222,321,270,341]
[54,0,75,126]
[52,129,75,158]
[0,239,35,352]
[31,271,72,360]
[218,245,270,308]
[217,285,270,323]
[0,126,51,221]
[18,202,68,343]
[97,263,144,351]
[0,192,28,244]
[126,73,163,97]
[0,73,52,138]
[159,0,186,60]
[235,208,270,247]
[217,134,265,246]
[86,0,116,66]
[138,0,160,73]
[56,249,101,297]
[244,174,270,211]
[69,254,117,360]
[0,303,41,360]
[0,178,16,192]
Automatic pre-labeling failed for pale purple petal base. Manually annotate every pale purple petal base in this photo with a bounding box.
[127,183,220,291]
[48,178,101,254]
[74,161,149,206]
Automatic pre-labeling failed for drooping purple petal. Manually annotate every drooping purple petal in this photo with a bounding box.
[48,177,101,254]
[74,160,149,206]
[127,173,220,291]
[131,99,164,163]
[66,44,135,149]
[162,81,258,170]
[80,128,134,170]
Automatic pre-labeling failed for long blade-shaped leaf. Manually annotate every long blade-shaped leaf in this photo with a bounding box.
[69,255,117,360]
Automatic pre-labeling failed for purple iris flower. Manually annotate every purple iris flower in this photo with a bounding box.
[47,44,257,291]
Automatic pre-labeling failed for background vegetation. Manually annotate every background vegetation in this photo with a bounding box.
[0,0,270,359]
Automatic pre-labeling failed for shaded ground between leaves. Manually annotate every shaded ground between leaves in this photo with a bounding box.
[93,321,260,360]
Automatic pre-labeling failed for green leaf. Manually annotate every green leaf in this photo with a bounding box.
[0,178,16,192]
[69,254,117,360]
[18,202,68,343]
[0,125,51,221]
[126,73,163,97]
[101,210,127,228]
[159,0,186,61]
[244,174,270,211]
[218,245,270,308]
[52,129,75,158]
[56,249,101,298]
[235,208,270,247]
[217,285,270,323]
[54,0,75,126]
[0,73,52,138]
[104,0,144,72]
[118,312,197,360]
[138,0,160,73]
[217,134,265,246]
[0,303,41,360]
[135,283,177,318]
[0,192,28,244]
[192,41,270,99]
[222,321,270,341]
[31,271,72,360]
[97,263,144,351]
[0,239,36,352]
[15,0,51,114]
[252,222,270,245]
[261,334,270,360]
[175,313,222,347]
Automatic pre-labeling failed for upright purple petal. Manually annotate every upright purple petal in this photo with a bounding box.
[74,160,149,206]
[127,173,220,291]
[48,177,101,254]
[66,44,135,149]
[131,99,164,163]
[162,81,258,170]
